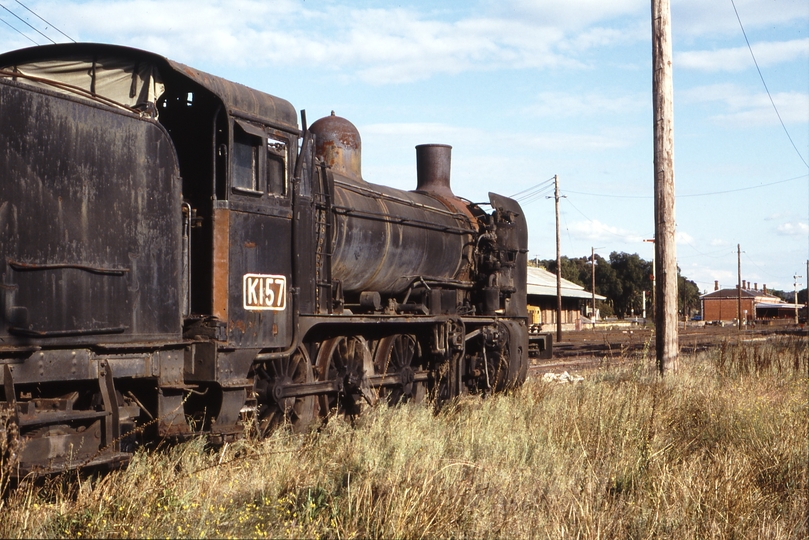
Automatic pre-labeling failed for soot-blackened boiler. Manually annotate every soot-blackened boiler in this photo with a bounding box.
[0,43,532,476]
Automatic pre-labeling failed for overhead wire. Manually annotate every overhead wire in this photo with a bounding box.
[510,178,555,206]
[510,176,554,199]
[0,2,55,44]
[562,196,635,243]
[564,174,809,200]
[519,185,555,205]
[742,252,777,282]
[729,0,808,169]
[14,0,75,42]
[0,14,37,44]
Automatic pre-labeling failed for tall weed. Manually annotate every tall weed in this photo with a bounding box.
[1,336,806,538]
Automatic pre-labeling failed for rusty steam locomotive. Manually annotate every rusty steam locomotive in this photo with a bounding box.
[0,43,533,476]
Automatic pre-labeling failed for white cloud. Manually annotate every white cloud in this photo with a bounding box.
[681,262,735,291]
[566,219,645,243]
[676,39,809,72]
[0,0,647,84]
[672,0,808,37]
[680,84,809,127]
[485,0,646,29]
[676,231,695,245]
[776,222,809,236]
[363,121,636,153]
[524,91,646,118]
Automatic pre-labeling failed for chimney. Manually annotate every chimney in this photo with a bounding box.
[763,284,767,295]
[754,282,758,291]
[415,144,453,198]
[714,280,719,291]
[742,280,747,289]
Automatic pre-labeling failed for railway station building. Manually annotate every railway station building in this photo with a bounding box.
[700,281,795,323]
[526,266,605,332]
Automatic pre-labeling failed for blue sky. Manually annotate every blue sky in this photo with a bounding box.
[1,0,807,293]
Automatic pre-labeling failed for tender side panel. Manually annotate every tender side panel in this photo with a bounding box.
[0,80,182,346]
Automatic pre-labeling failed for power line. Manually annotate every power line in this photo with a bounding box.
[519,185,555,205]
[510,177,554,201]
[0,15,37,44]
[742,252,777,282]
[564,173,808,199]
[0,2,54,44]
[14,0,75,42]
[729,0,808,169]
[562,197,634,242]
[678,241,734,260]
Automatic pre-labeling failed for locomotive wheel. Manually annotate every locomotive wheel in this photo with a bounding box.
[254,347,316,435]
[315,336,375,417]
[374,334,427,405]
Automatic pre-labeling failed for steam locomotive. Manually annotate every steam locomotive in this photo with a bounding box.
[0,43,531,476]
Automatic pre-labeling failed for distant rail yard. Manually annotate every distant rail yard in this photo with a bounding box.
[529,324,807,375]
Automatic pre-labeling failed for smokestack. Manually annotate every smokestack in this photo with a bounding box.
[714,280,719,291]
[415,144,453,198]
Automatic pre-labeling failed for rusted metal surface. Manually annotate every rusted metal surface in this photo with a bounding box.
[311,117,478,296]
[0,43,538,477]
[415,144,454,198]
[310,112,362,181]
[0,43,298,133]
[212,207,231,322]
[0,77,182,347]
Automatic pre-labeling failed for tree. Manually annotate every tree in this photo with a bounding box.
[535,251,704,321]
[537,256,586,287]
[678,273,700,318]
[608,252,653,317]
[769,289,790,302]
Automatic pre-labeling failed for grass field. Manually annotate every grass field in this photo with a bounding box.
[1,336,806,538]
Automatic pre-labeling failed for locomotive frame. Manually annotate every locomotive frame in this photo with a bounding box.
[0,43,535,476]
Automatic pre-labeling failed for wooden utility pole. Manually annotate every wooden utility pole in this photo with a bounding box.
[737,244,742,330]
[554,174,562,343]
[652,0,678,374]
[591,247,596,330]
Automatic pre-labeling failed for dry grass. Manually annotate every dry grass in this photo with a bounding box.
[1,335,806,538]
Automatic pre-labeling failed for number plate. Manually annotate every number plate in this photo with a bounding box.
[243,274,286,311]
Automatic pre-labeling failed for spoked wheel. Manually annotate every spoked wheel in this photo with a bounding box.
[253,347,316,435]
[315,336,375,418]
[374,334,427,405]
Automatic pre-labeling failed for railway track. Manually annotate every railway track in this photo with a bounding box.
[528,326,807,377]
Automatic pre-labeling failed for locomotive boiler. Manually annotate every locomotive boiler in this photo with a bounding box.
[0,43,532,476]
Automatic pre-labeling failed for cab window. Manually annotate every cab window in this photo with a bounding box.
[232,126,260,192]
[232,119,289,199]
[267,138,287,196]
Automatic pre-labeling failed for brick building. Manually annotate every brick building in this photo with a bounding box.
[700,280,786,323]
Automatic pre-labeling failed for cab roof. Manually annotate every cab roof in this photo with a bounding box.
[0,43,299,132]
